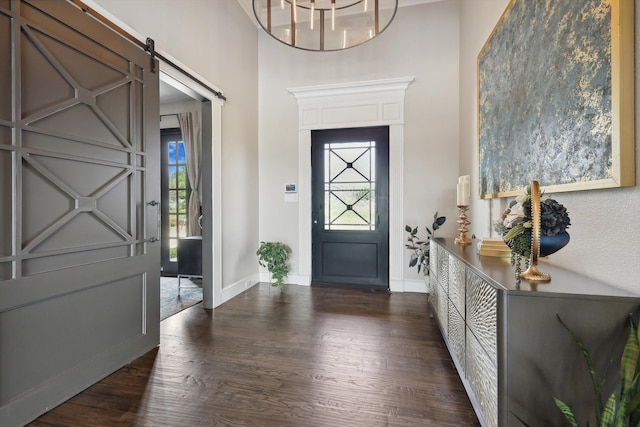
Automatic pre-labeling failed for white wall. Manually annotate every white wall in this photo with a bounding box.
[258,1,462,282]
[92,0,260,289]
[459,0,640,293]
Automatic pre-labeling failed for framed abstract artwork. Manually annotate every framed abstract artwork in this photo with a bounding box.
[478,0,634,199]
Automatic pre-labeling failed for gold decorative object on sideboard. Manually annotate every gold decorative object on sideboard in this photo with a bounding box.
[520,180,550,282]
[454,205,472,245]
[494,180,571,283]
[455,175,472,245]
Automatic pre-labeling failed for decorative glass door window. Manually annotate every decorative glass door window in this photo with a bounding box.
[324,141,376,231]
[167,140,188,261]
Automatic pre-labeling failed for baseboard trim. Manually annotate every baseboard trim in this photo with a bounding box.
[251,272,426,293]
[258,272,310,287]
[390,278,429,293]
[220,274,260,304]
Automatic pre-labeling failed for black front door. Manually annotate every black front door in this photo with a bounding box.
[311,127,389,289]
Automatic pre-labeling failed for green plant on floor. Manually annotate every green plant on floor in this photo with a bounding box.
[405,212,446,276]
[256,241,290,292]
[514,314,640,427]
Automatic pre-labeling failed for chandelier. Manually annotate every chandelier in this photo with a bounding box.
[253,0,398,51]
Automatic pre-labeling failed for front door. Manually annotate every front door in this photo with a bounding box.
[311,127,389,289]
[0,1,160,425]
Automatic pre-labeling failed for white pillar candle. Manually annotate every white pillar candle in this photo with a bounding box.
[457,175,470,206]
[463,175,470,205]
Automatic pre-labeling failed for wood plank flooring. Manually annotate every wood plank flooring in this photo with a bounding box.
[30,283,480,426]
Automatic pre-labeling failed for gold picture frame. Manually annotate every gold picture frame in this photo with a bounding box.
[478,0,635,199]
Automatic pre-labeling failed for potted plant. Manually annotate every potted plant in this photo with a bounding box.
[256,241,290,293]
[405,212,446,276]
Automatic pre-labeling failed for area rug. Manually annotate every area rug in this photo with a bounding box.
[160,277,203,320]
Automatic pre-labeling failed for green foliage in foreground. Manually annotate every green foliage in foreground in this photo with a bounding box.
[515,315,640,427]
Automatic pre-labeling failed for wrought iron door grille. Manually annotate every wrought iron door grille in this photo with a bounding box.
[323,141,376,231]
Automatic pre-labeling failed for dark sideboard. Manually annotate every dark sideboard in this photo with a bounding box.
[429,238,640,427]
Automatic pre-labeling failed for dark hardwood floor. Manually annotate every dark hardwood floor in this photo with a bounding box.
[30,283,480,426]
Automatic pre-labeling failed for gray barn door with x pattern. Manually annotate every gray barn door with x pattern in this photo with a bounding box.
[0,1,160,425]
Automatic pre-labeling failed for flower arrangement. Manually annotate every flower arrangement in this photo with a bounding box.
[493,185,571,278]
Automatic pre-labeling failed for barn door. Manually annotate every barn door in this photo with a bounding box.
[0,1,160,425]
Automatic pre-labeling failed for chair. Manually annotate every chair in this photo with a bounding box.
[177,236,202,295]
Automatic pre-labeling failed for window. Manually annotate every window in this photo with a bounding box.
[324,140,376,231]
[168,140,188,260]
[163,133,190,263]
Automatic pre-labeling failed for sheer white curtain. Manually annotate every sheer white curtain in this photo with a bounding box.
[178,110,202,236]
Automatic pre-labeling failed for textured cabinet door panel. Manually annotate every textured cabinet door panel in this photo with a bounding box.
[448,302,466,375]
[467,271,498,364]
[430,275,440,318]
[429,240,437,279]
[466,328,498,427]
[437,245,449,292]
[449,256,465,314]
[437,282,449,335]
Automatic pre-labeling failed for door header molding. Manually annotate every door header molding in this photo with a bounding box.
[288,77,415,99]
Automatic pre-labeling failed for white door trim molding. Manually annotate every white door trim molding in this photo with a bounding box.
[288,77,414,291]
[159,63,225,309]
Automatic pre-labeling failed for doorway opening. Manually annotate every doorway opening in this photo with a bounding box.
[159,73,208,318]
[159,62,224,309]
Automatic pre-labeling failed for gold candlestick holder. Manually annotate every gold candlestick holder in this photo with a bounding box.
[455,205,472,245]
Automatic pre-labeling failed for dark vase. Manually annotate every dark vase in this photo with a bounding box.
[505,231,570,257]
[539,231,570,257]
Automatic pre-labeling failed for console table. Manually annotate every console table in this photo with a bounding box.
[429,238,640,427]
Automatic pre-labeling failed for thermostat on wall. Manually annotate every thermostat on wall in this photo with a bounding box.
[284,183,298,202]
